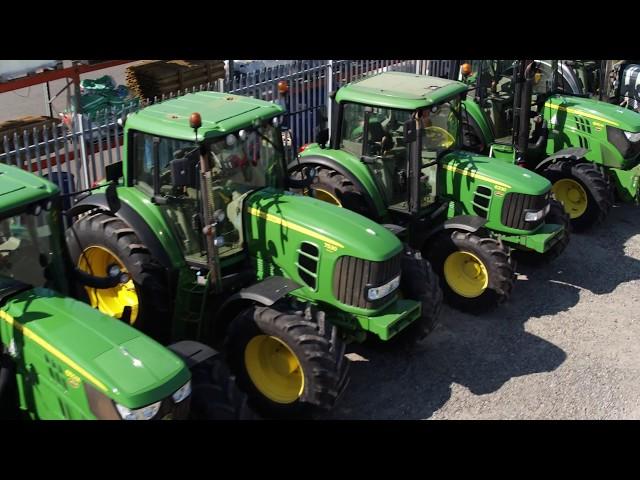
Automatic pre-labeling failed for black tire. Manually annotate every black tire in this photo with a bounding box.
[0,353,18,420]
[225,305,350,418]
[291,165,373,218]
[512,199,571,266]
[424,231,515,314]
[190,352,260,420]
[541,161,611,232]
[396,247,443,348]
[65,212,171,343]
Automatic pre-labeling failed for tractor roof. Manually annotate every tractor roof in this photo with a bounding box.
[335,71,468,110]
[0,163,58,215]
[125,91,286,141]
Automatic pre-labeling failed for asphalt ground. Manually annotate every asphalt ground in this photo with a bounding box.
[320,202,640,419]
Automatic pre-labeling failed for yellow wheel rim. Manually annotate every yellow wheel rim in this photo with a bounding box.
[244,335,304,404]
[552,179,588,219]
[443,251,489,298]
[77,246,139,324]
[313,188,342,207]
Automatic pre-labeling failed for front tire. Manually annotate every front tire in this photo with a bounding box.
[225,305,350,418]
[190,352,259,420]
[396,248,443,347]
[541,161,611,232]
[425,231,515,314]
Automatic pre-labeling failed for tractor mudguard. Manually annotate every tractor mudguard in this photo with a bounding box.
[66,193,173,269]
[226,276,302,307]
[167,340,218,369]
[535,147,590,172]
[288,155,380,219]
[412,215,487,250]
[443,215,488,232]
[211,276,304,343]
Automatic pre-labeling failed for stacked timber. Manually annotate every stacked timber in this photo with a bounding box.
[125,60,225,99]
[0,116,61,155]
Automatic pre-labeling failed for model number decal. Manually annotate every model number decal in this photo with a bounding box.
[324,242,338,252]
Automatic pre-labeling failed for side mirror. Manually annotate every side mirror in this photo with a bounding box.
[315,127,329,148]
[105,182,121,214]
[404,119,417,143]
[170,148,199,188]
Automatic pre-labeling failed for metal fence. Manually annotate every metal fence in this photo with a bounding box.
[0,59,459,197]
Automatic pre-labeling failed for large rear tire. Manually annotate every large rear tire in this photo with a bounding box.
[541,161,611,232]
[512,199,571,266]
[425,231,515,314]
[225,305,349,418]
[66,212,171,342]
[291,165,373,218]
[190,352,259,420]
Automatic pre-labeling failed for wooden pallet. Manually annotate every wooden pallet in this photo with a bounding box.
[125,60,225,99]
[0,115,61,154]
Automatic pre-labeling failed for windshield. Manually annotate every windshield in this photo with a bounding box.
[0,205,67,291]
[340,100,459,211]
[341,101,459,159]
[204,122,285,191]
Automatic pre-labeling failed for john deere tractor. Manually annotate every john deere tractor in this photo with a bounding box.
[290,71,568,313]
[0,162,218,420]
[542,60,640,113]
[65,91,440,418]
[460,60,640,231]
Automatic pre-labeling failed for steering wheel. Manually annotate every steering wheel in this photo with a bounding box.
[423,126,455,149]
[227,153,252,182]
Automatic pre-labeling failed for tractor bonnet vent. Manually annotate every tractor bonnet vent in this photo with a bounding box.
[297,242,319,290]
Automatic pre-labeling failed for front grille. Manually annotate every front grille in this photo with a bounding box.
[333,253,402,309]
[501,192,550,230]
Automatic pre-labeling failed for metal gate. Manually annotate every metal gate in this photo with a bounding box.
[0,59,460,195]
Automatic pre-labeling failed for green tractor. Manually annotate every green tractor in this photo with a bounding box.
[291,71,569,313]
[542,60,640,113]
[64,91,440,418]
[0,162,249,420]
[460,59,640,231]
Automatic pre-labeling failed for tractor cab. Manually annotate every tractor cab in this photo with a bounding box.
[130,116,287,265]
[0,199,67,294]
[332,73,467,220]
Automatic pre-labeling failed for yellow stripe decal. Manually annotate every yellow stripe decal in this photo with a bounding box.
[442,164,512,189]
[247,207,344,249]
[0,309,108,392]
[545,102,620,127]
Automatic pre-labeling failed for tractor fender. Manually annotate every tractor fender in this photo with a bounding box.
[66,193,173,270]
[212,276,303,343]
[535,147,590,172]
[166,340,218,370]
[222,276,302,309]
[288,154,382,220]
[412,214,487,249]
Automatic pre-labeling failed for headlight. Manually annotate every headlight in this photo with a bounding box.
[524,205,548,222]
[607,126,640,159]
[367,275,401,301]
[624,131,640,143]
[171,380,191,404]
[115,401,161,420]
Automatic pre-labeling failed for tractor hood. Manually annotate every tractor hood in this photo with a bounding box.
[0,287,189,409]
[546,95,640,133]
[246,188,402,262]
[441,151,551,195]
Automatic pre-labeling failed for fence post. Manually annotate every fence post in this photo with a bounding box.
[76,113,91,190]
[327,60,333,137]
